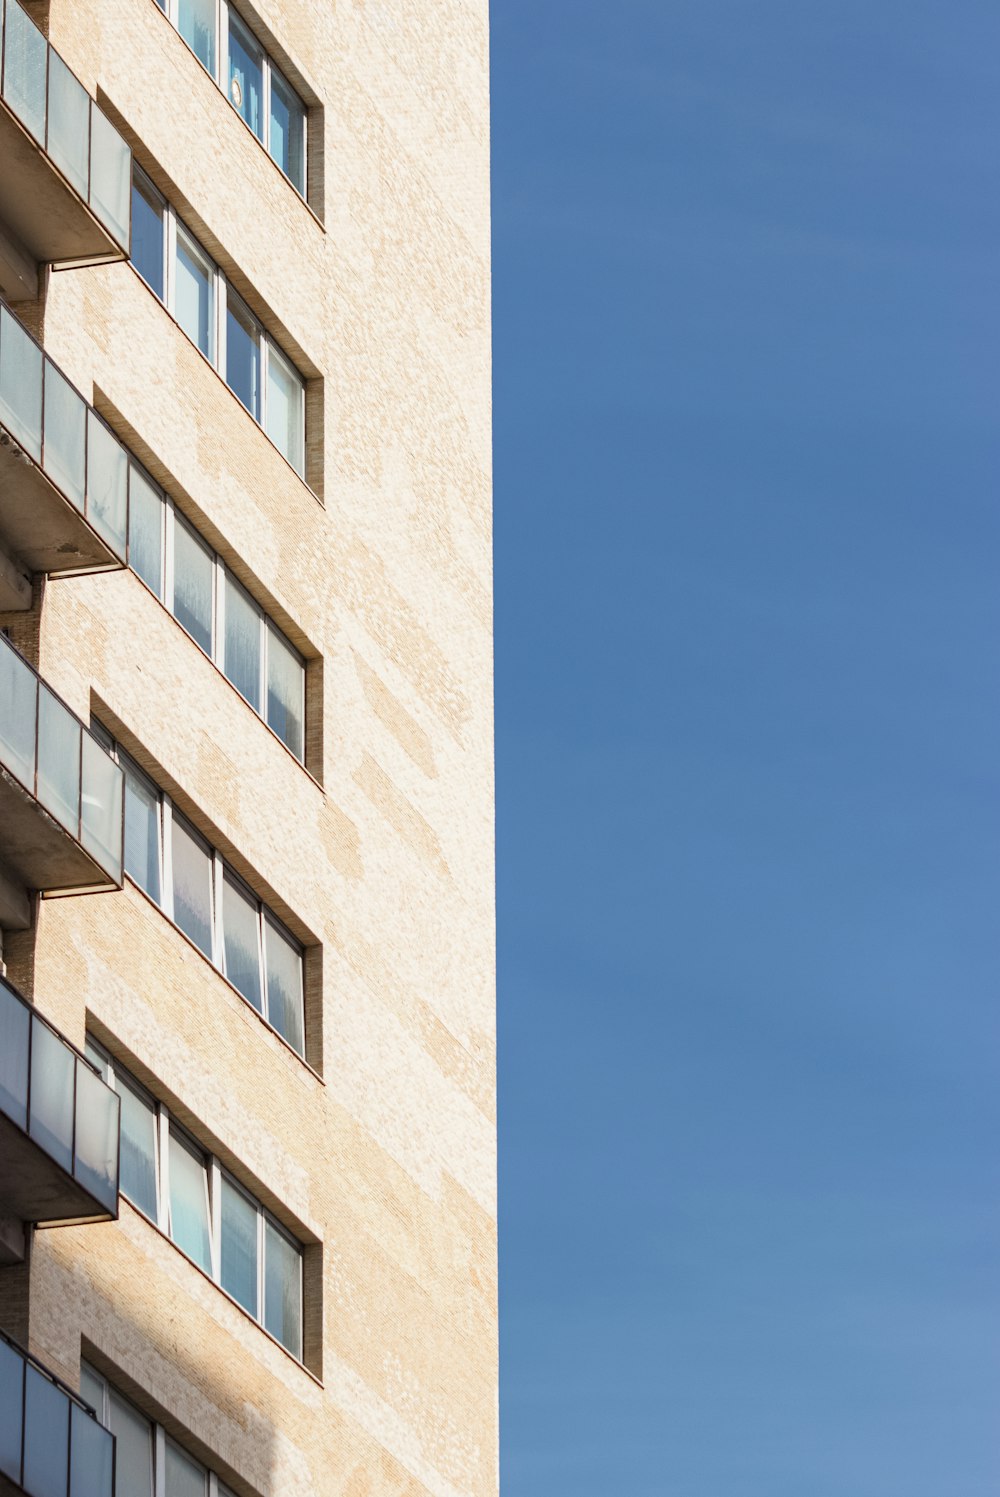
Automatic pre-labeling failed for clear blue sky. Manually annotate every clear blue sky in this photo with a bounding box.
[492,3,1000,1492]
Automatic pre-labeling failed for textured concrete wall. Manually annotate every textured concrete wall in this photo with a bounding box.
[5,0,495,1492]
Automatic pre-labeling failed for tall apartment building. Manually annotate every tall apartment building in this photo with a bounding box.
[0,1,496,1494]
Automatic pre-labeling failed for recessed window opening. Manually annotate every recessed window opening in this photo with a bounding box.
[130,165,306,476]
[120,447,306,761]
[84,1046,306,1360]
[92,731,306,1057]
[153,0,307,197]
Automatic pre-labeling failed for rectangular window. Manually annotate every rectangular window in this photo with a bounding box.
[269,68,305,194]
[227,14,263,140]
[223,573,261,710]
[175,228,216,361]
[82,1056,307,1359]
[131,172,165,299]
[81,1367,235,1497]
[224,293,261,420]
[96,734,307,1056]
[265,623,305,761]
[178,0,217,74]
[172,517,215,655]
[127,465,165,597]
[265,344,304,474]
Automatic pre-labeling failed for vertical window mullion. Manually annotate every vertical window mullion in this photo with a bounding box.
[217,0,228,87]
[164,208,177,315]
[261,57,271,154]
[257,1205,265,1322]
[255,897,266,1026]
[210,1157,222,1283]
[216,270,226,376]
[157,1104,170,1234]
[211,850,224,967]
[163,496,176,614]
[215,558,227,669]
[260,337,269,433]
[259,613,268,727]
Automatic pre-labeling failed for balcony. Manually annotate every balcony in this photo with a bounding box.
[0,977,119,1246]
[0,1330,114,1497]
[0,0,130,294]
[0,300,131,582]
[0,632,123,899]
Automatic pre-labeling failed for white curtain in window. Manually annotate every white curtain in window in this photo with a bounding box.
[119,1080,158,1221]
[220,1176,258,1315]
[224,575,261,710]
[124,762,161,903]
[264,920,304,1055]
[222,877,263,1012]
[171,817,213,958]
[264,1219,302,1357]
[265,348,303,474]
[266,625,304,760]
[168,1131,212,1274]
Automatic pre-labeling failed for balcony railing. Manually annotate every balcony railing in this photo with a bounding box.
[0,976,119,1226]
[0,0,131,262]
[0,632,123,893]
[0,1330,114,1497]
[0,300,130,573]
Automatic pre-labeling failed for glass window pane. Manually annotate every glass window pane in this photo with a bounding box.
[222,876,262,1012]
[29,1017,75,1173]
[168,1130,212,1273]
[42,359,86,511]
[118,1078,158,1220]
[70,1401,114,1497]
[128,465,164,596]
[224,573,261,709]
[47,51,90,199]
[228,16,262,139]
[131,174,164,300]
[0,304,43,461]
[265,346,303,474]
[89,109,131,249]
[175,229,215,361]
[225,294,260,419]
[2,0,47,144]
[36,686,81,835]
[86,411,127,558]
[172,517,214,654]
[81,732,123,881]
[78,1363,104,1419]
[264,919,304,1055]
[0,1338,24,1484]
[264,1220,302,1357]
[178,0,216,74]
[0,637,37,787]
[23,1364,69,1497]
[108,1392,153,1497]
[164,1441,208,1497]
[74,1057,119,1213]
[171,816,214,958]
[220,1176,258,1316]
[266,624,304,759]
[269,71,305,194]
[0,980,29,1130]
[123,759,161,902]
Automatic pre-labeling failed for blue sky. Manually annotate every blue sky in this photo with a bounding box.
[492,3,1000,1492]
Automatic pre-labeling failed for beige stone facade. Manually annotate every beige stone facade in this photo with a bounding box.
[0,0,495,1493]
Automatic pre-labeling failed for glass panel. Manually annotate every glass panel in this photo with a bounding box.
[70,1401,114,1497]
[42,360,86,511]
[264,919,304,1054]
[178,0,216,74]
[175,228,214,360]
[225,294,260,419]
[108,1391,153,1497]
[220,1176,258,1316]
[0,980,29,1129]
[36,685,81,834]
[270,71,305,194]
[172,516,214,654]
[266,624,304,760]
[0,636,37,786]
[2,0,47,144]
[47,50,89,198]
[74,1058,119,1213]
[0,1338,24,1483]
[168,1130,212,1273]
[224,573,261,710]
[89,108,131,249]
[118,1078,158,1220]
[131,174,165,299]
[164,1440,208,1497]
[265,345,303,474]
[171,816,213,958]
[80,732,123,880]
[0,303,43,461]
[221,876,262,1012]
[86,411,127,557]
[78,1363,103,1418]
[228,15,262,138]
[127,465,164,595]
[28,1017,75,1174]
[23,1364,68,1497]
[124,759,161,902]
[264,1219,302,1357]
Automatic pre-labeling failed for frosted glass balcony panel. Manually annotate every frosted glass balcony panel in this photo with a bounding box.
[28,1017,75,1175]
[74,1054,119,1215]
[88,106,131,247]
[43,359,87,511]
[0,980,29,1130]
[86,409,128,557]
[0,302,43,460]
[2,0,46,144]
[81,730,123,881]
[23,1362,69,1497]
[36,685,81,834]
[0,1337,23,1484]
[70,1399,114,1497]
[0,636,37,787]
[46,50,89,199]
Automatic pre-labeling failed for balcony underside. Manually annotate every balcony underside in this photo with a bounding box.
[0,441,121,575]
[0,766,116,896]
[0,105,124,269]
[0,1112,109,1232]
